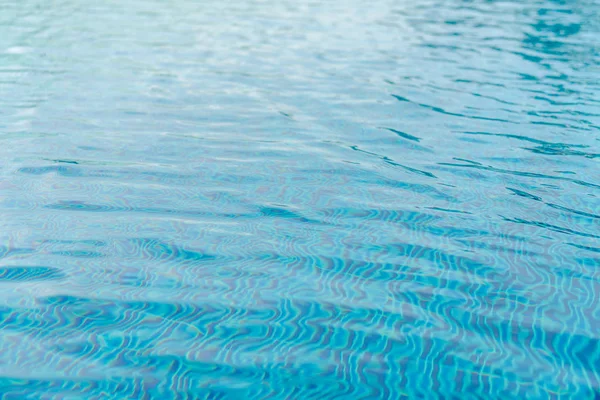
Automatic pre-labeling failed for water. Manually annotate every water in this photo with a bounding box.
[1,0,599,398]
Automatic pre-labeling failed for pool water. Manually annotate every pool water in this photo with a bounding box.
[1,0,599,398]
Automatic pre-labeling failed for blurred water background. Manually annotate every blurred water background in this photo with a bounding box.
[0,0,599,398]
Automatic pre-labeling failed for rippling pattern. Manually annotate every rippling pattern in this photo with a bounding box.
[1,0,599,398]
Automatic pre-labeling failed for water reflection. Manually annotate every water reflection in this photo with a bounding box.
[0,0,599,398]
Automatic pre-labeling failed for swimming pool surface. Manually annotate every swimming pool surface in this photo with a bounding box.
[1,0,599,398]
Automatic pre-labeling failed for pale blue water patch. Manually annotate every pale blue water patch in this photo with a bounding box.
[0,0,599,398]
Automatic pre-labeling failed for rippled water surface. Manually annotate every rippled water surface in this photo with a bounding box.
[1,0,600,398]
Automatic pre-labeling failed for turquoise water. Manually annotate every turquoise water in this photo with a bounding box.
[1,0,599,398]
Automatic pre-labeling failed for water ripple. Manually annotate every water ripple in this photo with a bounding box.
[1,0,599,398]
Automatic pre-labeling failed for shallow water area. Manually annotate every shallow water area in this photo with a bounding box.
[0,0,599,398]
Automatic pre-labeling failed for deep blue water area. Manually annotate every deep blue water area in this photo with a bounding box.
[1,0,599,398]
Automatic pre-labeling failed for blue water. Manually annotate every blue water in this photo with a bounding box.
[1,0,599,398]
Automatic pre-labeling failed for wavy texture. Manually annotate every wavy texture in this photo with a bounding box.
[0,0,599,398]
